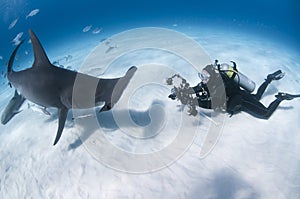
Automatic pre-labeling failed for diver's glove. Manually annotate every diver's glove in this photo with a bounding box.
[168,88,177,100]
[168,93,177,100]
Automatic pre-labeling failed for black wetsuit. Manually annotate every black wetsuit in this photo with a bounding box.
[193,70,282,119]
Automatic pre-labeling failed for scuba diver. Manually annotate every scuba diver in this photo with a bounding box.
[167,60,300,119]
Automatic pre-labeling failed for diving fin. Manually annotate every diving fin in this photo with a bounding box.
[53,107,68,145]
[275,92,300,101]
[267,70,285,81]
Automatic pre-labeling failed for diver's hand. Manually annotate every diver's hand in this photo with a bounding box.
[168,87,177,100]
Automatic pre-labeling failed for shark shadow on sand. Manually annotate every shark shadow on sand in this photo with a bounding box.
[69,101,167,150]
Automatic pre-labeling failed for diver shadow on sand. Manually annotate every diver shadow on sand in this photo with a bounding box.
[68,100,166,150]
[277,106,293,110]
[209,169,260,199]
[189,168,260,198]
[262,84,278,97]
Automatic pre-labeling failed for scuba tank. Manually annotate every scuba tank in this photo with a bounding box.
[215,60,256,93]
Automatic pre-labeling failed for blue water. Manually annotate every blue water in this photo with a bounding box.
[0,0,299,71]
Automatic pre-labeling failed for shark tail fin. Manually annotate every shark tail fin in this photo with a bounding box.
[29,29,52,68]
[8,39,25,74]
[53,107,68,145]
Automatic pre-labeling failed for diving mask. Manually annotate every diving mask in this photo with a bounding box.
[198,69,211,83]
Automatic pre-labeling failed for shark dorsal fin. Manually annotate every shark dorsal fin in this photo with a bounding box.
[29,29,52,68]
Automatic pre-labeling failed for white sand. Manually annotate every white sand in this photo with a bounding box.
[0,26,299,199]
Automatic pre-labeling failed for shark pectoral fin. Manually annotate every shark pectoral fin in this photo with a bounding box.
[53,107,68,146]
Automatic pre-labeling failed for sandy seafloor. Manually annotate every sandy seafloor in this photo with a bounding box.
[0,26,300,199]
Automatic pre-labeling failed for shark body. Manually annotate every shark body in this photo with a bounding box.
[7,30,137,145]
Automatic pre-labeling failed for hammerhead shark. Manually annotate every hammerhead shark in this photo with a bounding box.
[7,29,137,145]
[1,89,26,125]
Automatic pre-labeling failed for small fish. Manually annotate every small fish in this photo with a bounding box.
[0,55,3,60]
[100,38,107,43]
[52,60,59,65]
[105,46,116,54]
[92,27,102,34]
[25,51,29,55]
[104,39,111,46]
[26,9,40,19]
[82,25,92,32]
[105,40,118,54]
[27,103,51,116]
[72,114,95,120]
[11,32,23,46]
[64,55,72,62]
[8,17,19,30]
